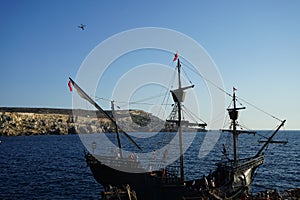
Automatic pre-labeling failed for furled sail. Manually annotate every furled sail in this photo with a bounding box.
[68,77,142,150]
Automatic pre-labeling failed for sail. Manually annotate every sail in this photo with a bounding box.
[68,77,142,150]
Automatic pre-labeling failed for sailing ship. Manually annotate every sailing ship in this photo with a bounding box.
[68,53,286,199]
[205,90,287,199]
[69,56,198,199]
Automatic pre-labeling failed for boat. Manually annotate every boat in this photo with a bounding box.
[68,53,286,199]
[205,89,287,199]
[69,54,207,199]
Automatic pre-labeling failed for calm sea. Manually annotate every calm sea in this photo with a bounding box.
[0,131,299,199]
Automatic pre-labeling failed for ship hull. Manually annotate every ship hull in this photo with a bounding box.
[212,155,265,199]
[85,153,186,200]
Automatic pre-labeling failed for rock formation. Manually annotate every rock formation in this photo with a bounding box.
[0,107,164,136]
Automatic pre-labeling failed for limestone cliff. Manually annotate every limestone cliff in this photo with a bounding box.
[0,107,164,136]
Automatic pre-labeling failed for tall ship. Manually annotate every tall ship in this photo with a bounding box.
[208,89,286,199]
[68,53,286,199]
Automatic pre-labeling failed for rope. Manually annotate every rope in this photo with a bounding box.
[181,61,232,97]
[181,66,193,85]
[129,93,167,105]
[96,57,283,126]
[156,66,177,119]
[236,96,283,122]
[235,98,244,107]
[182,105,207,124]
[237,122,253,131]
[96,92,172,110]
[180,60,283,123]
[95,96,112,102]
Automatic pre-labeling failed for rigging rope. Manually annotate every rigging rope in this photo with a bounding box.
[181,66,193,85]
[180,60,283,123]
[95,92,172,110]
[236,96,283,122]
[182,105,207,124]
[156,66,177,119]
[95,96,112,102]
[95,57,283,126]
[128,93,167,105]
[181,61,232,97]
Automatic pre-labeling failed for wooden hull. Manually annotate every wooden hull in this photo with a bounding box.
[211,155,265,199]
[85,153,186,200]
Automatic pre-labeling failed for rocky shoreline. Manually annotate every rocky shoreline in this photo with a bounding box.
[0,107,163,136]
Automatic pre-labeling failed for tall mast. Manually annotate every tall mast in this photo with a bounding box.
[170,56,194,183]
[232,91,238,166]
[227,89,246,166]
[111,100,122,158]
[177,59,184,183]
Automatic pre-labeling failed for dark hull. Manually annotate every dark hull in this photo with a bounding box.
[85,153,186,200]
[211,155,265,199]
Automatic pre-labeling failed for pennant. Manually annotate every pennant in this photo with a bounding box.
[68,80,73,92]
[233,87,237,92]
[173,52,178,62]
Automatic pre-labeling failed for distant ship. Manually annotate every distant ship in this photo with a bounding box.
[69,54,286,199]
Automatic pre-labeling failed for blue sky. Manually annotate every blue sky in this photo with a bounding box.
[0,0,299,130]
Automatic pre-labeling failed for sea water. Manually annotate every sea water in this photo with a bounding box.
[0,131,299,199]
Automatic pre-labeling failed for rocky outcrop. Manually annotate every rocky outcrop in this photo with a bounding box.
[0,107,164,136]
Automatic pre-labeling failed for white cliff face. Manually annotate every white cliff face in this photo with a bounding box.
[0,112,76,136]
[0,111,116,136]
[0,108,163,136]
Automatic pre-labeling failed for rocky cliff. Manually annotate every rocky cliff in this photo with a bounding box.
[0,107,164,136]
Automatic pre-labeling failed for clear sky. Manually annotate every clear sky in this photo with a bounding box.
[0,0,299,130]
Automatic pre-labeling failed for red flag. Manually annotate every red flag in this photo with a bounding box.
[173,52,178,62]
[233,87,237,92]
[68,80,73,92]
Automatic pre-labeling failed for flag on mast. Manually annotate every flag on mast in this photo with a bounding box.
[173,52,178,62]
[68,80,73,92]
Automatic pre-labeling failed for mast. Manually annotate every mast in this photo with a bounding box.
[225,89,285,165]
[170,58,194,183]
[177,59,184,183]
[255,119,286,157]
[227,89,246,166]
[232,91,238,166]
[111,100,122,158]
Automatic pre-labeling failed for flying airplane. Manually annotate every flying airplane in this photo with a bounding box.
[78,24,86,30]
